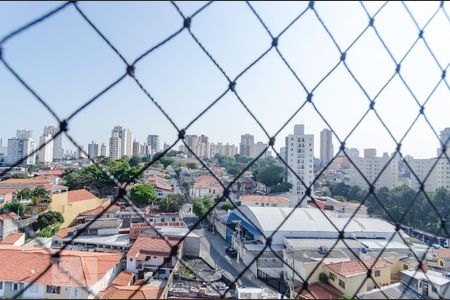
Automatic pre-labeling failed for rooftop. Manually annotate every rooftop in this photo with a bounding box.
[0,232,24,244]
[99,285,164,299]
[128,235,178,258]
[67,189,97,202]
[325,259,392,277]
[61,233,130,247]
[0,246,122,287]
[240,195,289,204]
[0,212,19,221]
[111,271,135,286]
[295,282,343,299]
[357,282,424,299]
[434,248,450,259]
[78,218,121,230]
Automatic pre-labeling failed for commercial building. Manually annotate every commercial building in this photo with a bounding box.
[239,195,290,207]
[100,143,107,157]
[285,124,314,206]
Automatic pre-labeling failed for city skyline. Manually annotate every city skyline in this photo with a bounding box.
[2,2,450,160]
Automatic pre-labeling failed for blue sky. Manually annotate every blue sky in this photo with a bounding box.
[1,1,450,159]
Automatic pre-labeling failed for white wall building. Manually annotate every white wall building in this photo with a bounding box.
[285,124,314,206]
[347,149,400,190]
[43,125,63,161]
[100,143,107,157]
[6,137,35,165]
[38,134,53,163]
[109,132,122,161]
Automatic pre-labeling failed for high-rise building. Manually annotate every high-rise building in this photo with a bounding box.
[44,126,63,161]
[88,141,99,159]
[197,135,210,158]
[38,134,53,163]
[16,130,32,139]
[7,136,35,165]
[100,143,108,157]
[440,128,450,147]
[254,141,269,158]
[285,124,314,206]
[132,140,142,157]
[347,149,400,190]
[320,129,334,167]
[109,131,122,161]
[184,135,198,158]
[239,134,255,157]
[147,135,160,154]
[121,128,133,157]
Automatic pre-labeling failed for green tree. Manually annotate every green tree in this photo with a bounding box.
[129,156,142,167]
[159,194,185,212]
[271,182,293,193]
[36,224,60,237]
[186,162,198,169]
[192,196,214,217]
[253,165,284,189]
[159,157,174,168]
[221,200,234,211]
[129,184,156,206]
[1,200,25,217]
[10,173,29,179]
[32,211,64,231]
[13,188,33,201]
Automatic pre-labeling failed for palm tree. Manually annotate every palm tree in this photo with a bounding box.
[30,187,51,215]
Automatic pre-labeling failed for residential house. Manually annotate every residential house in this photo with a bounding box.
[294,282,343,299]
[0,232,25,246]
[190,175,223,198]
[126,235,180,279]
[147,175,174,199]
[50,189,110,228]
[52,219,129,253]
[323,259,392,297]
[0,212,19,240]
[0,246,122,299]
[433,248,450,270]
[0,189,14,207]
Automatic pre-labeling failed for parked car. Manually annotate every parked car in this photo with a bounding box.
[225,247,237,258]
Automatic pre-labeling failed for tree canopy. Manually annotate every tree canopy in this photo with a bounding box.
[62,160,143,196]
[129,184,156,206]
[1,200,25,217]
[159,194,185,212]
[32,211,64,231]
[192,196,214,217]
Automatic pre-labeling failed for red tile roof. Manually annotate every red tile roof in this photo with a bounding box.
[0,189,17,195]
[67,189,97,202]
[99,285,163,299]
[295,282,343,299]
[0,246,122,287]
[111,271,135,286]
[0,232,24,244]
[435,248,450,259]
[0,212,19,221]
[0,178,50,185]
[240,195,289,204]
[128,236,178,258]
[325,259,392,277]
[55,226,77,239]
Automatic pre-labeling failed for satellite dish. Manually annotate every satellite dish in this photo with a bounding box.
[360,247,368,254]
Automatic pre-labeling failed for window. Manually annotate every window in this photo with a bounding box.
[46,285,61,294]
[339,279,345,289]
[374,270,381,277]
[12,283,20,291]
[329,273,336,281]
[0,282,3,290]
